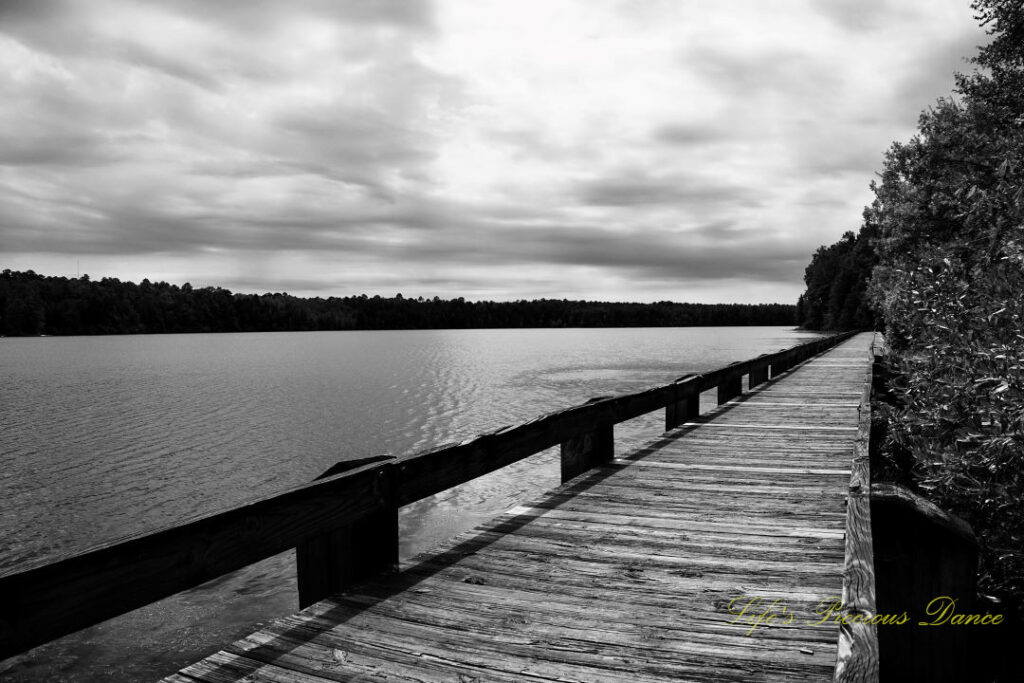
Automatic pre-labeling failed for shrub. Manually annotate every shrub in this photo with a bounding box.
[879,238,1024,604]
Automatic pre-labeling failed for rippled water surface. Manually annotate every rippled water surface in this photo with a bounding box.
[0,327,822,681]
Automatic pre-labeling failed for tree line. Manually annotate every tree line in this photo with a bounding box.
[797,0,1023,635]
[796,227,877,331]
[0,269,796,336]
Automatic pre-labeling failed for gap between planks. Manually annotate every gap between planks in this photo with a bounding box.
[675,423,858,431]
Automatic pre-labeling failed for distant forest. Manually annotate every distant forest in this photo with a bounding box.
[0,269,796,336]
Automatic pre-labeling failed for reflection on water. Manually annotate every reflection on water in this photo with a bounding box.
[0,326,822,681]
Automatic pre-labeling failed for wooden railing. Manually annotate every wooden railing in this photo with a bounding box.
[856,334,986,682]
[833,332,882,682]
[0,330,857,661]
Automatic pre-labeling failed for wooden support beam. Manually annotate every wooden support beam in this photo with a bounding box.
[716,364,743,404]
[834,348,879,683]
[871,483,980,683]
[748,356,769,389]
[296,458,399,609]
[783,348,799,375]
[665,374,700,430]
[560,401,613,482]
[770,350,789,378]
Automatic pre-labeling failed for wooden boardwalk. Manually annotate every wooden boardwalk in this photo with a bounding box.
[161,333,875,683]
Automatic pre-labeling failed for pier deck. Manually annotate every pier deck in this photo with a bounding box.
[161,333,875,683]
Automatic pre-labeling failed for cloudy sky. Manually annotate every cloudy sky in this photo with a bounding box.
[1,0,987,303]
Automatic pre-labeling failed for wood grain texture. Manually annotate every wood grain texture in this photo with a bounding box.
[833,332,879,683]
[160,332,875,683]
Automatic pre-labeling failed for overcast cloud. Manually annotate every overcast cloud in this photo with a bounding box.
[0,0,987,303]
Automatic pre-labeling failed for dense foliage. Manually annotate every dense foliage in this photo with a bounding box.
[865,0,1024,612]
[797,227,877,331]
[0,269,796,336]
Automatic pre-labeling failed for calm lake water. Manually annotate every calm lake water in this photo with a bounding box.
[0,327,823,681]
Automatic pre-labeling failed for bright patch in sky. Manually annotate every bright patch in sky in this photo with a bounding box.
[0,0,987,302]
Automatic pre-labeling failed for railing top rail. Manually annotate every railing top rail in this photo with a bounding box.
[833,331,881,682]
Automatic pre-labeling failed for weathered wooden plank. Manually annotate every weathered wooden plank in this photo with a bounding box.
[497,517,845,553]
[500,505,845,540]
[637,455,853,469]
[388,560,845,626]
[336,579,841,640]
[627,461,850,476]
[325,594,834,657]
[282,602,839,671]
[530,496,848,522]
[833,339,879,683]
[232,617,832,683]
[675,423,858,432]
[272,594,840,678]
[563,475,851,499]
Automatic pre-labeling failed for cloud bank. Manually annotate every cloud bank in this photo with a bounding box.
[0,0,987,302]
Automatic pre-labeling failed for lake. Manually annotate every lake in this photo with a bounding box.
[0,326,824,681]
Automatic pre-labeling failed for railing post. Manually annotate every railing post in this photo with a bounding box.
[665,375,700,430]
[871,483,981,682]
[769,350,785,378]
[771,348,795,377]
[748,355,770,389]
[297,457,399,609]
[717,363,743,404]
[561,398,613,483]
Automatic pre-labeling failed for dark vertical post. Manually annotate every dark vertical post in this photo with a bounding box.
[871,483,981,683]
[716,363,743,404]
[296,457,398,609]
[665,375,700,430]
[772,348,797,377]
[748,355,769,389]
[561,419,613,483]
